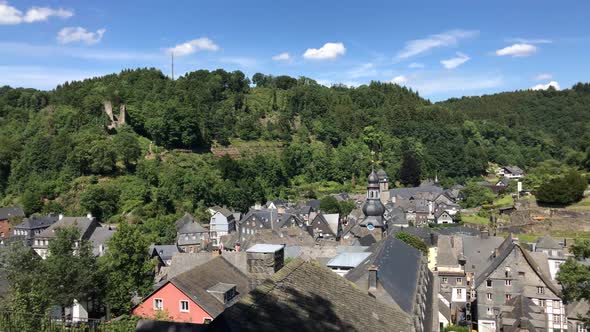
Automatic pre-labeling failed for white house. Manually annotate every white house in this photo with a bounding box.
[435,210,454,224]
[208,207,235,248]
[497,166,524,179]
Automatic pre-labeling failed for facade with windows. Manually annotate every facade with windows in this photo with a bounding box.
[474,235,567,332]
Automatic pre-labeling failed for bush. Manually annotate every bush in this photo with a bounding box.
[395,232,428,254]
[536,170,587,205]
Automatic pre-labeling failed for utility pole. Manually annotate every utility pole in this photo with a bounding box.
[171,52,175,80]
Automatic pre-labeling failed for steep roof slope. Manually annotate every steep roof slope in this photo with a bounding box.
[209,259,414,332]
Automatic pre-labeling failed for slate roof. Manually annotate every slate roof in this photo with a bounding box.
[474,235,560,296]
[175,213,196,231]
[149,244,180,262]
[246,244,284,253]
[436,235,462,266]
[499,295,547,331]
[503,166,524,175]
[36,216,95,239]
[14,215,58,230]
[88,226,115,255]
[461,235,504,274]
[567,300,589,320]
[135,319,208,332]
[0,207,25,220]
[143,256,251,319]
[209,259,414,332]
[535,236,562,250]
[434,226,480,237]
[346,236,423,314]
[210,206,234,218]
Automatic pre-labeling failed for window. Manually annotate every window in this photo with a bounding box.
[203,318,212,324]
[505,294,512,302]
[553,314,561,325]
[487,293,493,300]
[153,298,163,311]
[539,299,546,307]
[578,324,587,332]
[442,277,448,283]
[180,300,189,312]
[456,288,463,296]
[553,300,560,309]
[487,307,492,315]
[486,279,492,287]
[456,278,463,284]
[537,286,545,294]
[505,279,512,286]
[519,271,525,276]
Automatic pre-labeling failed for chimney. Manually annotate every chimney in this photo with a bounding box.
[368,266,379,290]
[481,229,489,239]
[58,213,64,220]
[494,248,500,258]
[235,242,241,252]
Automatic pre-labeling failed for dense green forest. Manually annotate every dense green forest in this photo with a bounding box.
[0,68,589,242]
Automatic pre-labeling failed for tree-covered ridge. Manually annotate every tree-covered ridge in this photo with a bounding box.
[0,68,589,236]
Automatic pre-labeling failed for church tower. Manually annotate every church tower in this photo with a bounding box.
[360,169,387,233]
[376,168,390,203]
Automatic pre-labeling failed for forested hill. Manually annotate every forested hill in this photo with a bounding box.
[0,68,589,241]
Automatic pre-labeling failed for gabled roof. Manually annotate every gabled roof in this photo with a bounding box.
[535,236,562,250]
[15,215,58,230]
[312,213,340,236]
[36,216,95,239]
[149,244,180,261]
[474,235,560,295]
[139,256,251,319]
[210,206,234,218]
[175,212,195,231]
[0,207,25,220]
[209,259,414,332]
[346,236,423,314]
[503,166,524,175]
[177,220,208,234]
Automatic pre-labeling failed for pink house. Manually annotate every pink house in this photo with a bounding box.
[132,256,251,324]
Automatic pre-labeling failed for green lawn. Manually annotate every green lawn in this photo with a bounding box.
[462,214,489,225]
[567,196,590,211]
[494,194,514,207]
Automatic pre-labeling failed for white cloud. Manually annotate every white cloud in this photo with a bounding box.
[534,73,552,81]
[506,38,552,44]
[167,37,219,57]
[408,62,425,69]
[396,29,478,60]
[441,52,470,69]
[57,27,106,45]
[391,75,408,85]
[272,52,291,61]
[23,6,72,23]
[530,81,560,90]
[303,42,346,60]
[0,2,72,25]
[348,63,377,78]
[495,43,537,57]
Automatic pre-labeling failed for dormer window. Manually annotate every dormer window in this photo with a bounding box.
[207,282,238,304]
[537,286,544,294]
[486,279,492,287]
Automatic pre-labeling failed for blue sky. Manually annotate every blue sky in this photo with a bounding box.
[1,0,589,101]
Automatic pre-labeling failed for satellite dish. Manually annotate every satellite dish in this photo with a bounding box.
[367,223,375,231]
